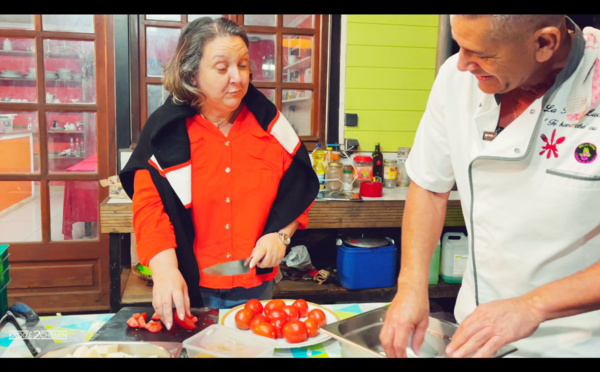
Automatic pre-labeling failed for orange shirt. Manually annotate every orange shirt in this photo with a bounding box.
[132,105,310,289]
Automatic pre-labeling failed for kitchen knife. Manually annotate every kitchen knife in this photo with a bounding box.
[202,258,251,276]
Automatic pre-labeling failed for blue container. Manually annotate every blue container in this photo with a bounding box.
[336,237,397,289]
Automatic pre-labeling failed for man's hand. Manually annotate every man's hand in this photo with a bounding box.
[379,282,431,358]
[445,296,543,357]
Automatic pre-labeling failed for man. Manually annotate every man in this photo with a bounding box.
[380,15,600,358]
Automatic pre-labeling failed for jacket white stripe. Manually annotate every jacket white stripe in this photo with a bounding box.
[149,155,192,207]
[268,113,301,156]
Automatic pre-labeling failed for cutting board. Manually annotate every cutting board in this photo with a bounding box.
[90,306,219,343]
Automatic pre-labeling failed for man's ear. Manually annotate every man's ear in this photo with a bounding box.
[534,26,562,63]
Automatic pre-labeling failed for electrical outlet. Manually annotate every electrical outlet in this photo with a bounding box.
[345,138,359,150]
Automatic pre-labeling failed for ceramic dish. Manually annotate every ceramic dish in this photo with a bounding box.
[220,299,340,348]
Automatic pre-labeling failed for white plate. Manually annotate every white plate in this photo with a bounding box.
[220,299,340,348]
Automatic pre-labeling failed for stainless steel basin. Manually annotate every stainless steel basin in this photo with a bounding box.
[321,304,517,358]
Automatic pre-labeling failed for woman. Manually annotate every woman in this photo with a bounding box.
[120,17,319,330]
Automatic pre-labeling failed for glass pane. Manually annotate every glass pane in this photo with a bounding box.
[0,37,37,103]
[282,89,312,136]
[248,34,276,83]
[283,15,314,28]
[43,39,96,104]
[51,180,98,241]
[47,111,96,173]
[283,35,313,83]
[257,88,275,103]
[0,110,39,173]
[146,27,180,77]
[0,15,34,30]
[147,84,170,117]
[188,15,221,22]
[244,15,276,27]
[42,15,94,33]
[146,15,181,22]
[0,180,40,242]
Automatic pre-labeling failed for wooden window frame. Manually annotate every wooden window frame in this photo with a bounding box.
[131,14,329,150]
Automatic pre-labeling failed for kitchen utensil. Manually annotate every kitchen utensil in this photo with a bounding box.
[202,258,251,276]
[220,299,340,348]
[89,306,219,343]
[360,181,383,197]
[321,304,517,358]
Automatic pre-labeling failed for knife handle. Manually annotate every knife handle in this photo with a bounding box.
[256,267,273,275]
[9,302,40,326]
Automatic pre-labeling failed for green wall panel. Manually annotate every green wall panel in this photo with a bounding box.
[343,14,439,152]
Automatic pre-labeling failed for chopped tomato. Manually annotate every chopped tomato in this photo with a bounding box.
[175,314,197,330]
[144,320,163,333]
[132,312,147,321]
[151,313,161,321]
[126,317,139,328]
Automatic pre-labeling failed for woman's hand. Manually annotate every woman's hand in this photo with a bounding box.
[148,249,191,330]
[248,233,287,269]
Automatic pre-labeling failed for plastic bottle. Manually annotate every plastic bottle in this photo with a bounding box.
[69,138,76,157]
[383,159,398,188]
[342,165,354,191]
[372,143,383,183]
[398,147,411,187]
[429,241,441,285]
[312,144,326,192]
[440,232,468,283]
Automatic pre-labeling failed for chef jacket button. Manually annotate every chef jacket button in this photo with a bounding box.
[225,224,230,229]
[225,167,231,173]
[226,253,231,258]
[225,197,231,203]
[225,141,230,146]
[514,148,520,154]
[530,109,535,114]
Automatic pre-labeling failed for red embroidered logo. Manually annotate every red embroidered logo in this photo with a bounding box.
[539,129,565,158]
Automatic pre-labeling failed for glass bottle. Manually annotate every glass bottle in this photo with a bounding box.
[342,165,354,191]
[372,143,383,183]
[398,147,411,187]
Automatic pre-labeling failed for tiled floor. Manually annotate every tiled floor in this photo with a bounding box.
[0,184,65,242]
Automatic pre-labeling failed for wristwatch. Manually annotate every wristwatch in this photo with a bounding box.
[277,232,291,246]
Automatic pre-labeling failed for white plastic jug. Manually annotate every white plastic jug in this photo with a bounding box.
[440,232,468,283]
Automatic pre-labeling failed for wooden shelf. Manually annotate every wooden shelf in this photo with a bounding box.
[119,269,459,307]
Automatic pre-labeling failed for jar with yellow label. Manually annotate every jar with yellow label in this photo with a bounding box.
[383,159,399,188]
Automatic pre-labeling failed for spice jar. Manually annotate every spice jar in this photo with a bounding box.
[353,156,373,187]
[342,165,354,191]
[383,159,399,188]
[326,161,344,191]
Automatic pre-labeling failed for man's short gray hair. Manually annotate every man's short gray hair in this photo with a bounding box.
[452,14,565,41]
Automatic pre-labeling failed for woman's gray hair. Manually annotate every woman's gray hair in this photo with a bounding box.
[163,17,249,109]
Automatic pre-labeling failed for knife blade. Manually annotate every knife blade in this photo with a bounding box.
[202,258,251,276]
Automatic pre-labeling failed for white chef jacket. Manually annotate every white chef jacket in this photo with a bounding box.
[406,21,600,357]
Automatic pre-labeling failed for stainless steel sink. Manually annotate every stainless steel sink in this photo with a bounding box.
[320,304,517,358]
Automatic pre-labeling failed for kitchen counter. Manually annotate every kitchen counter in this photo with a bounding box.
[0,302,394,358]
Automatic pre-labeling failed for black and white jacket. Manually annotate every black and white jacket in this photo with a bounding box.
[120,83,320,307]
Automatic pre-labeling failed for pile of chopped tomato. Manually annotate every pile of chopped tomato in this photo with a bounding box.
[126,312,199,333]
[234,299,328,344]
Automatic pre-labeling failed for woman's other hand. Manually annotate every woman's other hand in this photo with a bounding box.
[148,249,191,330]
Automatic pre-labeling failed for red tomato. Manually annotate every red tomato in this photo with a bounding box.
[144,320,163,333]
[244,299,264,316]
[281,305,300,321]
[266,308,289,323]
[292,299,309,318]
[132,312,147,321]
[282,320,308,343]
[270,318,287,339]
[126,317,139,328]
[304,318,320,337]
[307,308,327,327]
[251,322,276,339]
[175,314,197,330]
[249,314,269,329]
[151,313,161,321]
[264,299,286,316]
[136,315,146,327]
[234,308,255,330]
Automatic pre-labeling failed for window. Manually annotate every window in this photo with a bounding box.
[131,14,329,148]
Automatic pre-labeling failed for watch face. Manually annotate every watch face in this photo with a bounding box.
[279,233,290,245]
